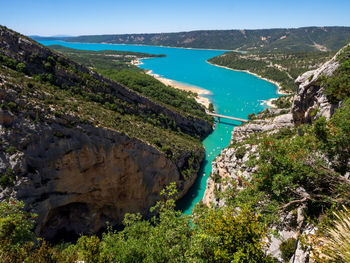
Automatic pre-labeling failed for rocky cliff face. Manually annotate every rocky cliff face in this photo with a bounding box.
[0,26,209,241]
[291,49,344,125]
[203,112,294,207]
[0,114,199,241]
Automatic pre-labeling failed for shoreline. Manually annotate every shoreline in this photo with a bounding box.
[134,58,212,108]
[146,70,211,109]
[263,98,278,108]
[206,61,291,97]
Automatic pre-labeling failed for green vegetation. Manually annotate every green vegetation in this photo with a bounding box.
[0,200,36,262]
[5,145,18,155]
[0,184,274,262]
[0,168,15,188]
[0,60,203,162]
[279,238,297,262]
[221,98,350,227]
[49,45,165,71]
[208,51,334,93]
[208,103,214,112]
[271,95,293,108]
[321,45,350,103]
[55,27,350,52]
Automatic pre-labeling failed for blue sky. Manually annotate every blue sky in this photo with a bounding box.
[1,0,349,36]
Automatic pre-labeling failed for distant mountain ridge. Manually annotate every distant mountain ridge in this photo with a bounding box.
[32,26,350,52]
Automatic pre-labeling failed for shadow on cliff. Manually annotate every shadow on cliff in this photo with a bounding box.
[176,159,209,213]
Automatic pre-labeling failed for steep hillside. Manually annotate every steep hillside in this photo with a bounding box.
[0,26,212,241]
[208,51,334,93]
[203,44,350,262]
[50,27,350,52]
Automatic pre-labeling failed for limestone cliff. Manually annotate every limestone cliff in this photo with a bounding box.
[0,115,200,241]
[291,46,348,125]
[0,26,211,241]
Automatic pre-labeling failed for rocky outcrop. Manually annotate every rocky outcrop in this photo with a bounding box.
[203,113,294,207]
[291,49,343,125]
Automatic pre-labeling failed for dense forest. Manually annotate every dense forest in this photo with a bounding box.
[35,27,350,52]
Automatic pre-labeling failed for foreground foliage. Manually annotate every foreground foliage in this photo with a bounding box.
[316,206,350,263]
[0,184,274,262]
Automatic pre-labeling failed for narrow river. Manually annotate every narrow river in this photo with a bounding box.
[40,41,279,214]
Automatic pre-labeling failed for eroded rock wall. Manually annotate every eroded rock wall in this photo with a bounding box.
[0,114,201,241]
[291,50,343,125]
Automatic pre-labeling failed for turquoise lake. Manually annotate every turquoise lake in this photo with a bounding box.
[39,41,279,214]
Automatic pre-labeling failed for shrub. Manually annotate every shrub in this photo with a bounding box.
[7,101,17,111]
[248,113,255,120]
[199,205,275,263]
[322,46,350,104]
[16,62,26,73]
[0,200,36,260]
[54,131,64,138]
[0,168,15,187]
[280,237,297,262]
[235,146,246,159]
[208,103,214,112]
[5,145,18,155]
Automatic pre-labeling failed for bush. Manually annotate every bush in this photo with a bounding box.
[272,95,292,108]
[198,205,275,263]
[5,145,18,155]
[7,101,17,111]
[208,103,214,112]
[280,237,297,262]
[248,113,255,120]
[235,146,246,159]
[0,200,36,261]
[16,62,26,73]
[0,168,15,187]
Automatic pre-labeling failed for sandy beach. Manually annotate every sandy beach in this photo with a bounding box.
[131,59,212,108]
[140,67,211,108]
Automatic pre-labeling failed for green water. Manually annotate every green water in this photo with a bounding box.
[39,41,279,214]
